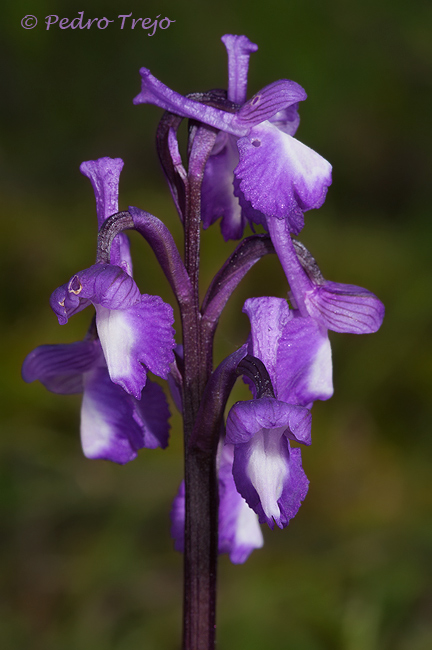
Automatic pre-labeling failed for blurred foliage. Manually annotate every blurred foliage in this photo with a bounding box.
[1,0,431,648]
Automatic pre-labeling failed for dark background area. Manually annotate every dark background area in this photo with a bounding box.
[1,1,432,648]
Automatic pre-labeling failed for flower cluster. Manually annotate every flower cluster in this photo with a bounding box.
[23,34,384,568]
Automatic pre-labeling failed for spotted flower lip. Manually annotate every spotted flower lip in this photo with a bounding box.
[133,34,332,236]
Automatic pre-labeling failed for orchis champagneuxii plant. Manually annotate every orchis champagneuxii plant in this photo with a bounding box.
[23,35,384,650]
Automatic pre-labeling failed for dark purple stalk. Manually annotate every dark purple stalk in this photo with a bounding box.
[180,123,219,650]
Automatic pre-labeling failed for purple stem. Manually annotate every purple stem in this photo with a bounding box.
[180,123,219,650]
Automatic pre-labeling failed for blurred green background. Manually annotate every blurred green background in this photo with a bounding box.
[1,0,432,648]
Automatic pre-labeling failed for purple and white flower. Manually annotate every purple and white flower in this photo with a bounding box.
[133,34,332,238]
[23,157,174,463]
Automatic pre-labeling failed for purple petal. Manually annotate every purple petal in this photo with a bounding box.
[133,379,170,449]
[201,134,246,240]
[80,158,124,229]
[218,443,263,564]
[81,364,144,463]
[80,157,132,273]
[269,104,301,137]
[134,68,245,137]
[304,281,385,334]
[237,80,306,128]
[22,340,101,394]
[221,34,258,104]
[235,121,332,234]
[243,296,291,386]
[226,398,312,447]
[276,314,333,405]
[96,295,175,399]
[50,264,141,325]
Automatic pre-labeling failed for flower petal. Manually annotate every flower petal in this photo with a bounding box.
[221,34,258,104]
[243,296,291,387]
[132,379,170,449]
[276,314,333,405]
[304,281,385,334]
[230,422,309,529]
[22,340,100,394]
[237,80,306,128]
[96,295,175,398]
[235,121,332,234]
[80,157,132,273]
[201,134,246,240]
[134,68,245,137]
[81,365,141,463]
[226,398,312,447]
[80,158,123,229]
[218,443,263,563]
[50,264,140,325]
[269,104,301,137]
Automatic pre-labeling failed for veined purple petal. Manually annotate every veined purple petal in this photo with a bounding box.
[276,314,333,405]
[235,121,332,234]
[134,68,246,137]
[80,158,132,272]
[304,281,385,334]
[50,264,141,325]
[221,34,258,105]
[22,340,101,394]
[237,80,306,128]
[96,295,175,399]
[243,296,291,387]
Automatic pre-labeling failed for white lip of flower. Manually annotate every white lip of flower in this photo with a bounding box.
[245,425,288,522]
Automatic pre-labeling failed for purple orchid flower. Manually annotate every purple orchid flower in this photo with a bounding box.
[171,441,264,563]
[225,296,323,530]
[226,397,311,530]
[133,34,332,239]
[225,228,384,529]
[22,157,174,463]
